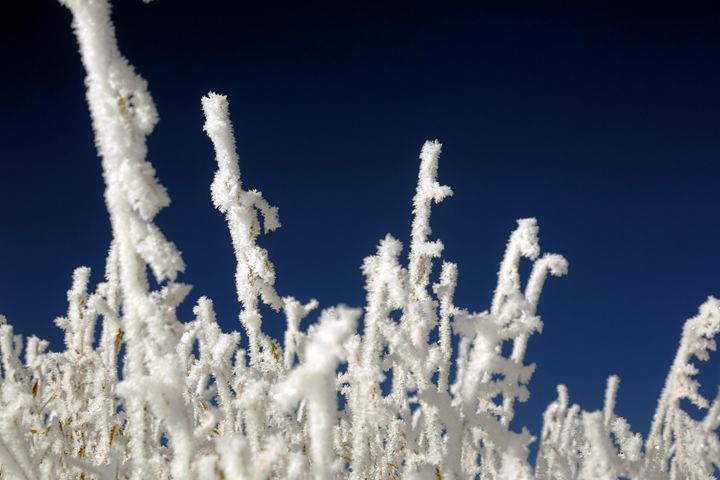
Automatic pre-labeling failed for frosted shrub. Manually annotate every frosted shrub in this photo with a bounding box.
[1,0,719,479]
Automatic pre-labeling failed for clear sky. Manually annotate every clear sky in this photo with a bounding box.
[2,0,720,452]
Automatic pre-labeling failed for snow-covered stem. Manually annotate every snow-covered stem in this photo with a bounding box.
[201,92,282,367]
[57,0,187,476]
[435,261,457,393]
[644,296,720,475]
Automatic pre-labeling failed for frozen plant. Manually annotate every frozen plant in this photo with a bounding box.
[1,0,719,478]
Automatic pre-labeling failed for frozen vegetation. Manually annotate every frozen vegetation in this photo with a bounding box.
[1,0,719,478]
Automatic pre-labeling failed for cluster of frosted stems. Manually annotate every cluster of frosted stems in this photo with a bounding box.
[1,1,719,479]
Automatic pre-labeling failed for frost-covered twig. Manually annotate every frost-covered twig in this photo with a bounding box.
[202,92,282,369]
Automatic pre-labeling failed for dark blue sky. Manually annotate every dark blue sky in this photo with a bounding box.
[2,0,720,448]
